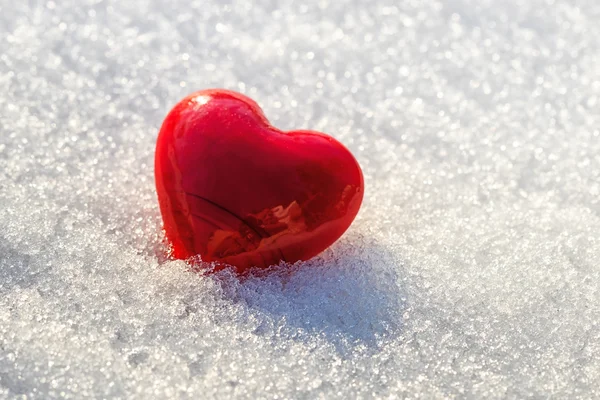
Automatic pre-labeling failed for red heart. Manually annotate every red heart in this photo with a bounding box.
[155,89,364,272]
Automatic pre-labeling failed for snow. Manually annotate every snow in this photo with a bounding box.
[1,0,600,398]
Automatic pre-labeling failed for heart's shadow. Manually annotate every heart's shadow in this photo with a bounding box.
[210,235,407,355]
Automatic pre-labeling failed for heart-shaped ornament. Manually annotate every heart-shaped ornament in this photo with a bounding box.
[155,89,364,272]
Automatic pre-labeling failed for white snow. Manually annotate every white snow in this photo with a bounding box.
[1,0,600,398]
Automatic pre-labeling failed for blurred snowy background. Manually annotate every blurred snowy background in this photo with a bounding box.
[1,0,600,398]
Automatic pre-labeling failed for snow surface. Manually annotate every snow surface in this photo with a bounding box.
[1,0,600,398]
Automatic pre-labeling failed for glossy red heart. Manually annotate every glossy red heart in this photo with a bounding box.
[155,89,364,272]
